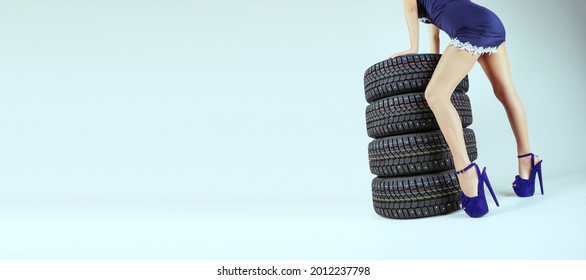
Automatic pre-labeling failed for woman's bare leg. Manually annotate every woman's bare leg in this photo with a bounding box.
[478,42,540,180]
[425,46,481,197]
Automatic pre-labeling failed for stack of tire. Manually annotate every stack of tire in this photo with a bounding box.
[363,54,478,219]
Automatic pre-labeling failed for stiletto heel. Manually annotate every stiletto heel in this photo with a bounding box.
[512,152,544,197]
[455,161,500,218]
[482,168,500,207]
[537,164,544,195]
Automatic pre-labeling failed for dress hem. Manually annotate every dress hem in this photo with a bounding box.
[448,37,502,55]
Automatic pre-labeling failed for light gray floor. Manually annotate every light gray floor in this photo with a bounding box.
[1,170,584,260]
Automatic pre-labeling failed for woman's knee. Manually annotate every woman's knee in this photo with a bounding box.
[493,84,517,102]
[424,86,451,105]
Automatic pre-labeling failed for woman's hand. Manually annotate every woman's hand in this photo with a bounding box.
[388,0,420,60]
[388,48,418,59]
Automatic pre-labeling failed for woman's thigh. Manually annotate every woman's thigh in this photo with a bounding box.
[478,42,515,97]
[426,46,480,99]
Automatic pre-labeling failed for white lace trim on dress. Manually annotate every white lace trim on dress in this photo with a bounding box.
[419,17,432,24]
[448,37,499,55]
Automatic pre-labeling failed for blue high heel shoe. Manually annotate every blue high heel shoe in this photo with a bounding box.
[455,162,500,218]
[512,152,544,197]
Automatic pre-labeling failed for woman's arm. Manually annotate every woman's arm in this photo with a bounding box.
[389,0,419,59]
[429,24,440,53]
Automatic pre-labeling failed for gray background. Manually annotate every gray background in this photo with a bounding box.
[0,0,585,259]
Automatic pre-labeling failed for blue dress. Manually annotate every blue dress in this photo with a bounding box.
[417,0,506,54]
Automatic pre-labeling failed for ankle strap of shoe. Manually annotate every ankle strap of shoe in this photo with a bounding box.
[455,162,476,175]
[518,153,534,158]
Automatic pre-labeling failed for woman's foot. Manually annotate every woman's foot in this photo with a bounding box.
[517,154,542,180]
[456,162,483,198]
